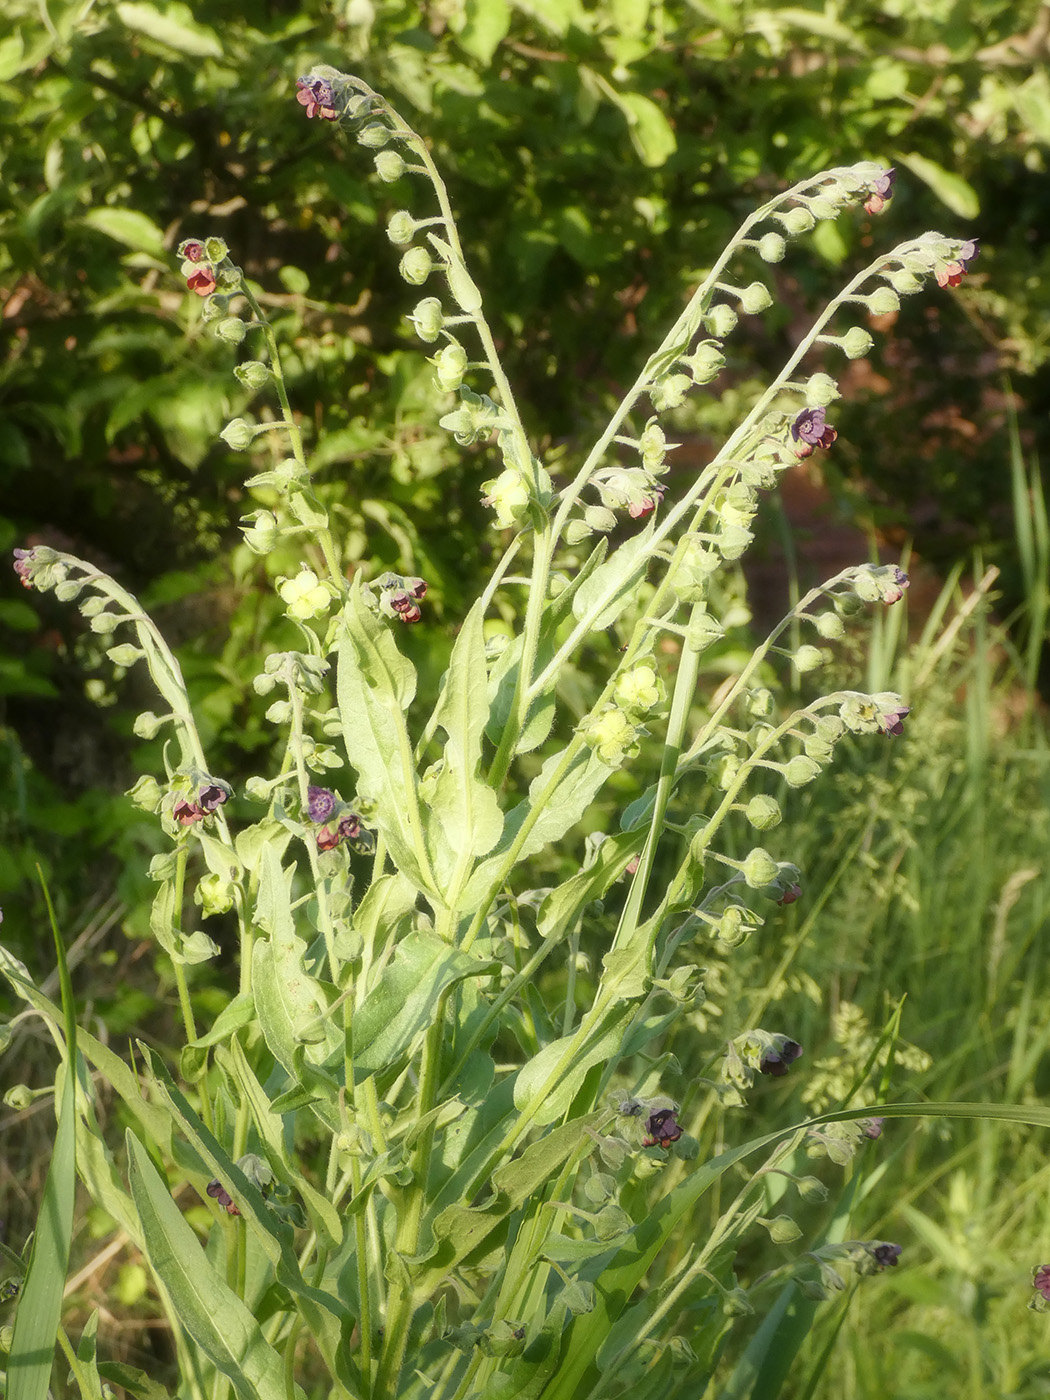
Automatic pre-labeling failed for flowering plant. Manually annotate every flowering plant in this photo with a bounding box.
[1,67,990,1400]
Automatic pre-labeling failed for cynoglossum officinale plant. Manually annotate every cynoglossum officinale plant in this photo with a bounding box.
[3,65,981,1400]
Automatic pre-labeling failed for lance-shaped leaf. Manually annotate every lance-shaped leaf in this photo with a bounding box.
[351,930,499,1077]
[422,601,504,896]
[126,1131,299,1400]
[512,1003,635,1126]
[336,584,432,892]
[570,522,655,633]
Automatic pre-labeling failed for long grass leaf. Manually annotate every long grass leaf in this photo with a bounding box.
[7,871,77,1400]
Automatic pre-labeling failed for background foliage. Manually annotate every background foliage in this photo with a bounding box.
[2,0,1050,1394]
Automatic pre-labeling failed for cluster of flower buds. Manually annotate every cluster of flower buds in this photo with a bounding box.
[177,236,240,302]
[846,563,910,606]
[206,1178,241,1216]
[863,168,895,216]
[936,238,979,288]
[305,785,373,854]
[805,1117,885,1166]
[371,571,427,624]
[12,545,70,594]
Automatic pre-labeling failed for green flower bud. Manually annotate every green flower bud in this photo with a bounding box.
[785,755,822,787]
[650,372,691,411]
[805,372,840,405]
[686,609,725,652]
[481,468,530,529]
[220,417,254,451]
[808,196,838,220]
[778,206,816,233]
[704,303,738,337]
[722,1288,754,1316]
[240,510,280,555]
[866,286,901,315]
[842,327,874,359]
[265,699,292,724]
[433,342,468,392]
[797,1175,829,1203]
[739,281,773,314]
[4,1084,34,1110]
[409,297,444,342]
[195,871,235,918]
[758,231,786,262]
[884,267,923,294]
[583,504,618,533]
[747,688,775,718]
[127,773,163,812]
[244,775,272,801]
[358,122,391,148]
[742,847,778,888]
[717,522,753,560]
[815,714,845,742]
[814,611,845,639]
[745,795,782,830]
[793,644,824,673]
[203,236,229,263]
[763,1214,803,1244]
[803,734,834,762]
[399,247,433,286]
[234,359,271,390]
[214,317,246,345]
[386,210,417,246]
[374,149,407,182]
[105,643,143,669]
[132,711,168,740]
[713,752,741,790]
[564,518,594,544]
[89,611,121,635]
[716,904,749,947]
[685,342,726,384]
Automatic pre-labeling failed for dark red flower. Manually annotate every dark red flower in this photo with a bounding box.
[296,75,338,121]
[1034,1265,1050,1301]
[387,590,422,623]
[336,812,361,842]
[776,883,802,907]
[871,1243,901,1270]
[206,1178,241,1216]
[936,239,980,289]
[316,823,342,852]
[628,484,665,519]
[198,783,229,813]
[863,169,895,216]
[182,241,206,263]
[790,407,837,457]
[173,797,207,825]
[759,1039,803,1077]
[187,267,217,297]
[643,1107,683,1148]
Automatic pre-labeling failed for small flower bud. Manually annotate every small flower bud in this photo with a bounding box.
[742,847,778,889]
[89,611,121,635]
[747,688,775,718]
[4,1084,34,1110]
[482,469,531,529]
[739,281,773,314]
[650,372,691,411]
[583,504,618,533]
[704,303,738,337]
[866,286,901,315]
[785,755,822,787]
[386,210,417,246]
[234,360,271,390]
[763,1214,803,1244]
[685,342,725,384]
[127,774,163,812]
[409,297,445,342]
[797,1175,829,1203]
[265,700,292,724]
[433,342,468,392]
[241,510,280,555]
[757,232,786,262]
[842,327,874,359]
[805,372,840,406]
[745,795,782,830]
[358,122,392,148]
[807,196,839,220]
[132,710,168,739]
[399,247,433,285]
[106,643,144,668]
[214,317,247,345]
[220,418,254,451]
[814,611,844,639]
[793,644,824,673]
[374,150,407,182]
[778,206,816,233]
[564,518,594,544]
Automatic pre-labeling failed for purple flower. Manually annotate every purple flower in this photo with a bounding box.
[181,240,206,263]
[864,168,895,216]
[1034,1265,1050,1301]
[878,704,910,737]
[173,797,207,825]
[336,812,361,843]
[882,567,909,605]
[13,547,35,589]
[790,407,837,457]
[643,1107,683,1148]
[296,75,338,122]
[198,783,229,814]
[862,1117,885,1139]
[870,1242,901,1270]
[306,786,337,824]
[776,883,802,907]
[759,1038,803,1077]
